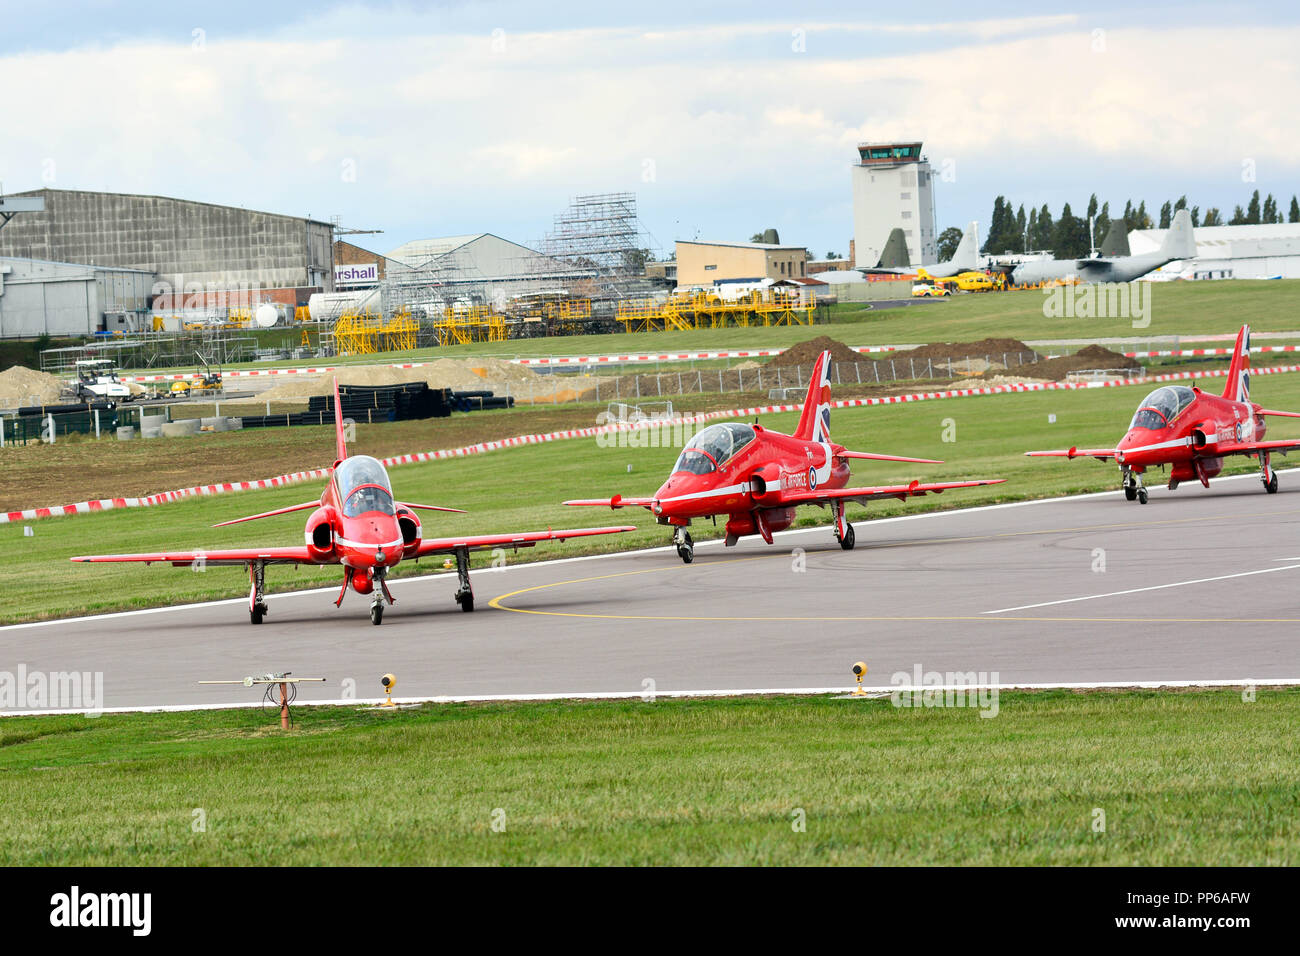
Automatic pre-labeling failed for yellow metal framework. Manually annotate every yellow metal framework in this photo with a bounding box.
[332,311,418,354]
[616,290,815,333]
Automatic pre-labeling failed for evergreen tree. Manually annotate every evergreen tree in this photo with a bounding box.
[1052,203,1090,258]
[984,196,1007,253]
[1095,202,1111,248]
[1026,207,1038,250]
[1015,204,1027,253]
[1159,201,1172,229]
[1202,208,1222,227]
[1123,200,1135,231]
[1191,206,1201,227]
[1246,190,1261,225]
[1290,196,1300,224]
[1034,203,1054,250]
[1229,205,1247,225]
[1263,194,1277,224]
[1135,201,1151,230]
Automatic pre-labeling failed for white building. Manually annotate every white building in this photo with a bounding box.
[851,142,938,269]
[1129,222,1300,280]
[0,256,154,337]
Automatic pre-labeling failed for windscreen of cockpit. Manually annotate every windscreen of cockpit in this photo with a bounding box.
[335,455,396,516]
[672,423,756,474]
[1130,385,1195,430]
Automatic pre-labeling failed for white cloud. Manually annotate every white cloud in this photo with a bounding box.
[0,17,1295,250]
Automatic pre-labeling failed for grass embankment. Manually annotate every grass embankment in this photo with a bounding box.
[0,689,1294,865]
[4,373,1300,624]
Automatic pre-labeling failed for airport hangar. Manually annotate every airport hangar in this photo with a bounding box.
[0,187,336,335]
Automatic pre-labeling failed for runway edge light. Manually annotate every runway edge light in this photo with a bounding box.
[851,662,868,697]
[380,673,397,707]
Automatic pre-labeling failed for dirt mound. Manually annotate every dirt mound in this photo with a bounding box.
[1005,344,1140,382]
[0,366,64,406]
[767,335,864,369]
[897,337,1038,363]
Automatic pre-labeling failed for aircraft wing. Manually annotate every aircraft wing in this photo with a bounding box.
[563,495,657,510]
[1025,447,1119,461]
[780,478,1005,507]
[1215,439,1300,457]
[71,547,318,567]
[412,525,636,558]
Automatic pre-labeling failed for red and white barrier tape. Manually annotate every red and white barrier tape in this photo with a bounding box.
[6,362,1300,524]
[1124,345,1300,358]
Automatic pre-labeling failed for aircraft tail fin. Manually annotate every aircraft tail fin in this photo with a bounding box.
[1100,219,1130,257]
[333,376,348,461]
[948,221,978,270]
[1160,208,1196,260]
[794,350,833,443]
[877,228,911,270]
[1223,325,1251,403]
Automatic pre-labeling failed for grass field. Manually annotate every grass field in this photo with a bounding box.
[5,369,1300,624]
[89,279,1300,375]
[0,689,1294,865]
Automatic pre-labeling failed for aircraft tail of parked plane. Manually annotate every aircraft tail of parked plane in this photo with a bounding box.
[1160,207,1198,261]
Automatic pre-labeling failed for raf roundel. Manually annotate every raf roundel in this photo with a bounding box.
[808,466,818,491]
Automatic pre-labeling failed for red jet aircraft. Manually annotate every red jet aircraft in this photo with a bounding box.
[1025,325,1300,502]
[73,381,634,624]
[564,350,1005,562]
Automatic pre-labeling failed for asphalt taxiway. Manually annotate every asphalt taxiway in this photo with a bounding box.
[3,472,1298,712]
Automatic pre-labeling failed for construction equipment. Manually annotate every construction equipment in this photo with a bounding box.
[170,352,223,397]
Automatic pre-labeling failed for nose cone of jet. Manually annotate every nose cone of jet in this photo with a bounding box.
[654,471,709,517]
[343,516,404,567]
[1116,427,1158,466]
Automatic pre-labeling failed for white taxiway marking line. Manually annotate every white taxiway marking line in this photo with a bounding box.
[985,563,1300,614]
[3,678,1296,718]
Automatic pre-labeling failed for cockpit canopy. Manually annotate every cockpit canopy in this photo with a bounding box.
[1130,385,1195,430]
[335,455,395,517]
[672,423,756,475]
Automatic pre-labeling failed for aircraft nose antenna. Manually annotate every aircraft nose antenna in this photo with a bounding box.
[375,549,385,564]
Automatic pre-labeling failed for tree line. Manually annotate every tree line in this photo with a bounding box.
[940,190,1300,260]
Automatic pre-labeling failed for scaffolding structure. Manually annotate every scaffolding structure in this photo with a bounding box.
[539,192,656,301]
[616,290,817,333]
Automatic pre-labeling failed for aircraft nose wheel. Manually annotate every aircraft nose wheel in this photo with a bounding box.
[1124,486,1137,501]
[1137,488,1149,504]
[838,524,856,550]
[370,603,384,625]
[675,531,694,564]
[250,607,264,625]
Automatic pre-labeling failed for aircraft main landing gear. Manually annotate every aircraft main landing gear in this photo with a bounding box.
[453,547,475,612]
[673,527,694,564]
[838,524,856,550]
[248,560,267,625]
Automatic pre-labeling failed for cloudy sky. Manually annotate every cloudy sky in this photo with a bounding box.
[1,1,1296,258]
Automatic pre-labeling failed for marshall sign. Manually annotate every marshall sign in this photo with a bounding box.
[334,262,379,285]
